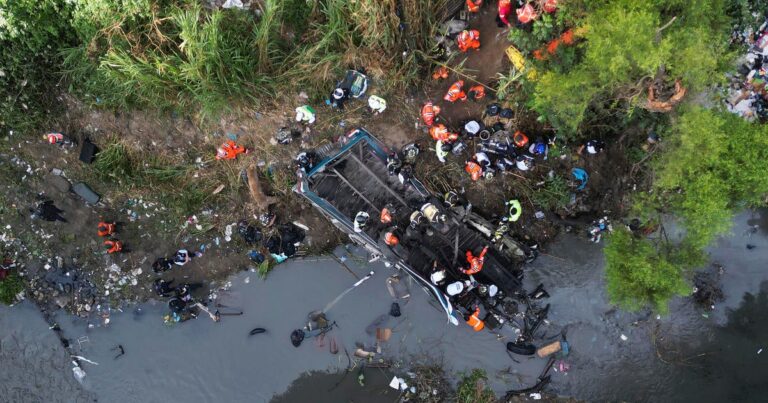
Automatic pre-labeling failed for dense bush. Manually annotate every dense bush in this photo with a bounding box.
[0,0,75,133]
[0,271,24,305]
[604,228,690,313]
[606,108,768,313]
[525,0,730,139]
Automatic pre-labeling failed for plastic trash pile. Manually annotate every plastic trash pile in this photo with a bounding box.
[726,18,768,121]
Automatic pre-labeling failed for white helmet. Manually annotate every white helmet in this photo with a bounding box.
[464,120,481,135]
[447,281,464,296]
[430,270,446,285]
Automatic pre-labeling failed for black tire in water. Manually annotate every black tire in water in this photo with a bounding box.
[249,328,266,336]
[506,341,536,356]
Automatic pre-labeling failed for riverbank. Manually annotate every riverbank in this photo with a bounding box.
[1,211,766,402]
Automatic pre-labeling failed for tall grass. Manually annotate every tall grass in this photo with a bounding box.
[93,138,193,187]
[62,0,447,117]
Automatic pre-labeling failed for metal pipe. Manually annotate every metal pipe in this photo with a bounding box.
[348,153,409,207]
[331,168,381,213]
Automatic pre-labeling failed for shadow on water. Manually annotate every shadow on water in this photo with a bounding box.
[674,282,768,402]
[271,368,398,403]
[747,208,768,235]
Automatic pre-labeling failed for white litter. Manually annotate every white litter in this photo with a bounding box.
[530,392,542,400]
[620,334,628,341]
[72,366,86,383]
[758,348,763,354]
[222,0,245,9]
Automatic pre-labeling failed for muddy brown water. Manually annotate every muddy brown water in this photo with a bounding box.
[1,211,767,402]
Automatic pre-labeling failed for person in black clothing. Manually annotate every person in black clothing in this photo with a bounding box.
[30,200,66,222]
[152,257,174,273]
[153,278,175,297]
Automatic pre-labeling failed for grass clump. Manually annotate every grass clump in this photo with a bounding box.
[0,272,25,305]
[455,369,496,403]
[531,174,570,211]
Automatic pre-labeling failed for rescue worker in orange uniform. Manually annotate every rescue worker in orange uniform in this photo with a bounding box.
[516,2,538,25]
[543,0,558,13]
[497,0,513,26]
[465,160,483,181]
[430,124,459,143]
[466,306,485,331]
[421,102,441,126]
[444,80,467,103]
[467,85,485,101]
[457,30,481,52]
[384,231,399,246]
[466,0,482,13]
[463,246,488,275]
[215,140,249,160]
[431,66,449,80]
[380,207,393,224]
[97,221,116,237]
[104,239,123,254]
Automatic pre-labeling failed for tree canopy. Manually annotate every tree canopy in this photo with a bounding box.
[529,0,729,138]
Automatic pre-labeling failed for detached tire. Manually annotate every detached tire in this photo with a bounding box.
[506,341,536,356]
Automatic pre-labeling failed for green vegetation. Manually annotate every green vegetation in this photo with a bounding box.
[605,109,768,312]
[653,108,768,247]
[0,272,24,305]
[4,0,446,131]
[605,228,689,313]
[515,0,731,139]
[500,0,767,313]
[455,369,495,403]
[57,0,445,119]
[0,0,75,133]
[531,174,570,211]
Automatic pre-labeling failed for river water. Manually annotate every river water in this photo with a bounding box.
[1,211,766,402]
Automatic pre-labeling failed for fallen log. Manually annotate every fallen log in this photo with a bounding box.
[246,164,277,211]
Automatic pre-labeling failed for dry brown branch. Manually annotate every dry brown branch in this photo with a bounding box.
[246,164,277,211]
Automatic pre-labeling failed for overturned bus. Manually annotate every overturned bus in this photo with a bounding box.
[294,129,535,328]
